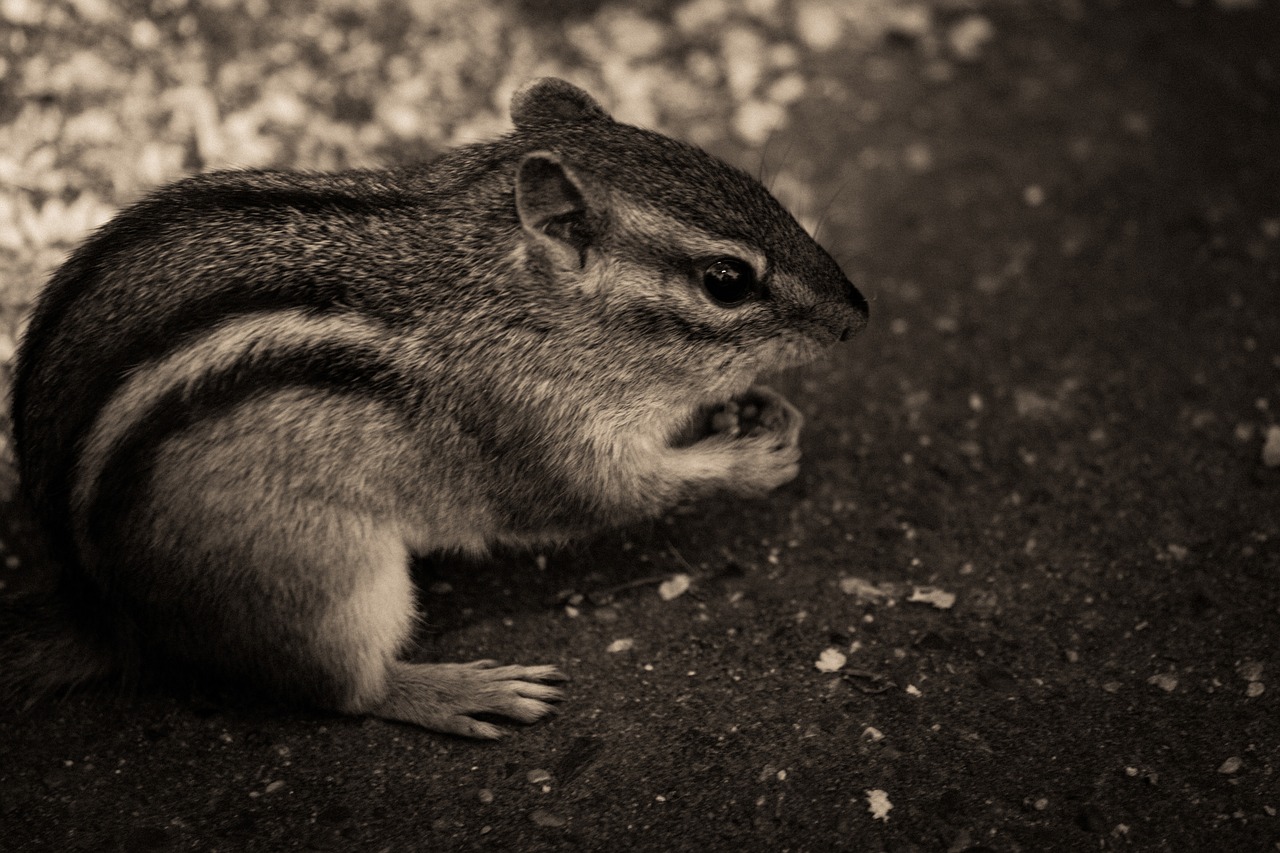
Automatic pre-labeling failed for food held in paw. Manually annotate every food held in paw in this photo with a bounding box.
[709,400,744,436]
[708,390,791,439]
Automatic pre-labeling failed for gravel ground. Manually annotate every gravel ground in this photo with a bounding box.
[1,1,1278,851]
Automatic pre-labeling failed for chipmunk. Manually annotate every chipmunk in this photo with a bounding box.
[4,78,867,738]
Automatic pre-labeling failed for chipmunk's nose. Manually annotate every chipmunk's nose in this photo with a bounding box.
[837,278,870,342]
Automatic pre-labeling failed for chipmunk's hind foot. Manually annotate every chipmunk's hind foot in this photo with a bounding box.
[366,659,567,739]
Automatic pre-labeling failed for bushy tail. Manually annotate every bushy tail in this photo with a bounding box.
[0,587,122,711]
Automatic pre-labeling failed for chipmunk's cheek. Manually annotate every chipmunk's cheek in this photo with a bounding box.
[750,323,833,371]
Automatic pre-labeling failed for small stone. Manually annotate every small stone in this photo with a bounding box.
[866,789,893,821]
[1246,681,1265,698]
[814,647,847,672]
[1236,659,1264,681]
[658,573,691,601]
[839,576,893,601]
[908,586,956,610]
[478,788,494,804]
[1147,673,1178,692]
[1262,426,1280,467]
[526,768,552,785]
[1218,756,1243,774]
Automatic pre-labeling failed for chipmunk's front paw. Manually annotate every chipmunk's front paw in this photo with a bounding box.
[704,386,805,497]
[707,385,804,446]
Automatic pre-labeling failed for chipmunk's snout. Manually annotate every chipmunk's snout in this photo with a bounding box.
[800,270,868,344]
[837,278,870,342]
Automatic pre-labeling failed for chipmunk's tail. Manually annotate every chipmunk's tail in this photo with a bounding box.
[0,586,124,711]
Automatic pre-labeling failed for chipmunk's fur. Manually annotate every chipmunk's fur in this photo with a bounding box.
[5,78,867,737]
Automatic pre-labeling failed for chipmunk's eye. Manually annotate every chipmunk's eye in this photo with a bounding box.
[701,257,758,307]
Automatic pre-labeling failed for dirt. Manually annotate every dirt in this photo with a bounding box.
[1,1,1278,851]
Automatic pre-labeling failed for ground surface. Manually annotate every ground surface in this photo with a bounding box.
[1,1,1278,851]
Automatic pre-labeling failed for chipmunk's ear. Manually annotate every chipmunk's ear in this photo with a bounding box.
[515,152,597,271]
[511,78,611,129]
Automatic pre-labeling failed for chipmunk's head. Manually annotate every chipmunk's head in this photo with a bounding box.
[507,77,867,404]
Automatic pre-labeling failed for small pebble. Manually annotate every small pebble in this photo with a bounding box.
[814,647,846,672]
[908,586,956,610]
[1262,425,1280,467]
[1236,660,1264,681]
[866,788,893,821]
[658,573,691,601]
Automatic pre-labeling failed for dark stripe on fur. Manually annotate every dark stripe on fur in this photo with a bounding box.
[12,169,418,455]
[612,304,729,346]
[13,171,426,570]
[86,337,407,548]
[19,301,349,579]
